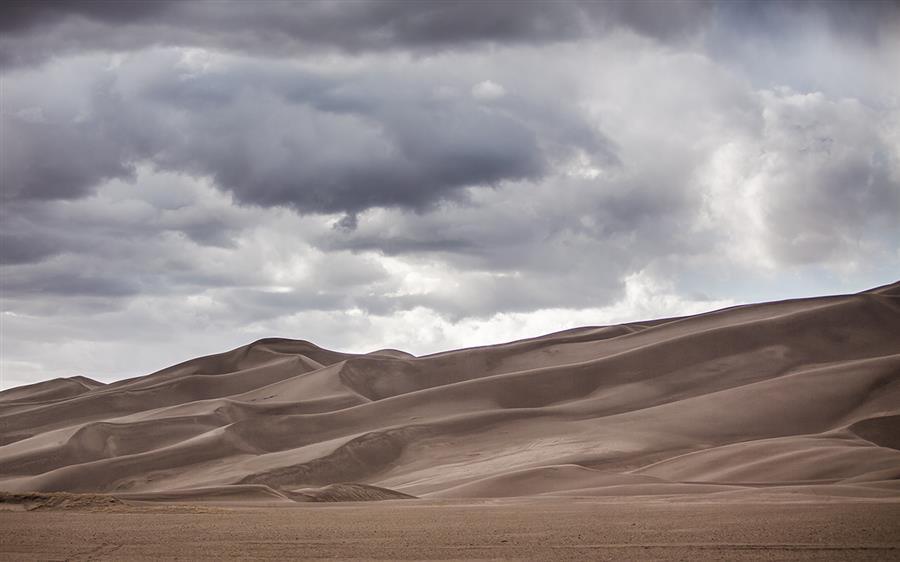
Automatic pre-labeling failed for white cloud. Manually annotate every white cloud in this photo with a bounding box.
[471,79,506,100]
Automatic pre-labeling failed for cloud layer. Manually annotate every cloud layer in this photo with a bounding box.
[2,1,899,388]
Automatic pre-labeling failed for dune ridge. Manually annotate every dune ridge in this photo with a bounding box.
[1,282,899,502]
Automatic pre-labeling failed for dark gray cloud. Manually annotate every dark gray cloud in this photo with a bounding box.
[0,0,715,67]
[0,231,59,265]
[2,49,613,218]
[6,0,895,71]
[1,1,177,33]
[2,104,136,202]
[0,173,263,309]
[2,266,141,298]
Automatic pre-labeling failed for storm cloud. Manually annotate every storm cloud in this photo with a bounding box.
[1,0,898,388]
[2,48,612,215]
[1,1,715,66]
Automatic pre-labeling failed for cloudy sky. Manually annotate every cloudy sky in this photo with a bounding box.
[1,1,899,389]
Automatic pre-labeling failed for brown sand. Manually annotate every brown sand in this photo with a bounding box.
[1,282,898,502]
[2,498,899,560]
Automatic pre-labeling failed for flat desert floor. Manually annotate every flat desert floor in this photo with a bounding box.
[2,498,900,561]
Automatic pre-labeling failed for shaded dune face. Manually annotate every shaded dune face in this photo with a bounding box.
[1,283,899,502]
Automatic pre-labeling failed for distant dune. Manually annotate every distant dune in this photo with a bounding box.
[1,281,899,503]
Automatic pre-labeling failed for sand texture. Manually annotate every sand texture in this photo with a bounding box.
[1,281,899,502]
[2,499,899,561]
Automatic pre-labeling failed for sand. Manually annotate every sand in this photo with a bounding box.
[0,282,899,558]
[2,498,899,560]
[2,281,899,501]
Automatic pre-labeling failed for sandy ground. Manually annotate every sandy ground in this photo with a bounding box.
[2,498,899,561]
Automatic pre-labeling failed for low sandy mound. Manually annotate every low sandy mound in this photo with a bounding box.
[116,483,413,504]
[288,483,416,502]
[118,484,294,503]
[0,491,123,510]
[1,281,898,501]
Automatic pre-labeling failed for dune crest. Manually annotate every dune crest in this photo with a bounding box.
[1,282,899,501]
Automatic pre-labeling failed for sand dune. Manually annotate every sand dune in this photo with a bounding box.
[1,282,898,502]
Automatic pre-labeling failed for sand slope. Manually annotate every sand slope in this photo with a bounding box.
[1,282,898,501]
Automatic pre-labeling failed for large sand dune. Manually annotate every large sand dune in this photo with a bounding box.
[1,282,899,502]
